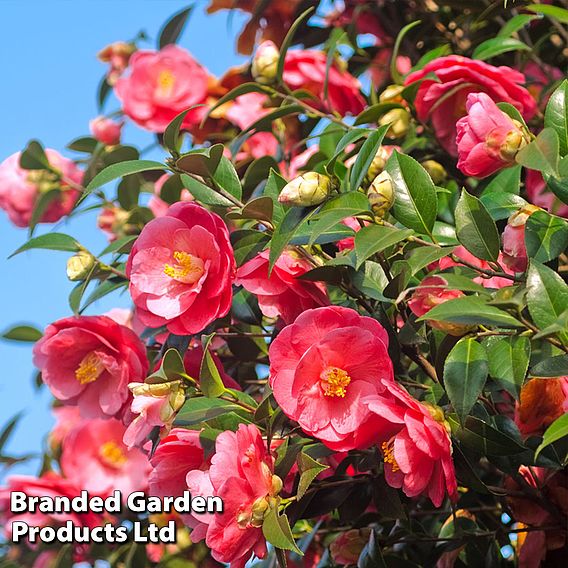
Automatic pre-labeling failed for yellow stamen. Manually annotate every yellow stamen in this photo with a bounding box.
[163,251,204,284]
[75,352,104,385]
[320,366,351,398]
[157,69,175,97]
[99,441,127,468]
[382,438,400,472]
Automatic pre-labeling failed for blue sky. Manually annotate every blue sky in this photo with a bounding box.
[0,0,247,478]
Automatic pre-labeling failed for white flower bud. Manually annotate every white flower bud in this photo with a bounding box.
[278,171,331,207]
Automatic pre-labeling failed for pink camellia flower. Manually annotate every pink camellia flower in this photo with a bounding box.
[89,116,123,145]
[0,473,104,540]
[408,275,472,336]
[526,169,568,218]
[115,45,209,132]
[187,424,282,568]
[268,306,397,450]
[456,93,529,178]
[283,50,366,116]
[0,150,82,228]
[49,406,82,450]
[369,48,412,87]
[97,41,135,85]
[236,249,329,324]
[438,246,514,289]
[33,315,148,419]
[123,380,185,448]
[365,385,458,507]
[405,56,537,155]
[126,202,236,335]
[60,417,150,497]
[148,174,194,218]
[502,205,540,272]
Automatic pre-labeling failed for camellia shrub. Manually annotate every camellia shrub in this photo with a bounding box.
[1,1,568,567]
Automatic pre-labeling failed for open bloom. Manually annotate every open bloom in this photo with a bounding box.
[236,249,329,324]
[0,473,104,540]
[60,417,150,497]
[89,116,123,145]
[457,93,529,178]
[283,50,366,116]
[115,45,209,132]
[187,424,281,568]
[405,56,536,155]
[365,385,458,507]
[269,306,396,450]
[127,202,236,335]
[515,377,568,438]
[0,150,82,228]
[408,276,472,336]
[33,315,148,419]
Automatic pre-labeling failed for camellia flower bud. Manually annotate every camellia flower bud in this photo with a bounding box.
[379,84,405,104]
[502,204,540,272]
[251,40,280,85]
[97,41,135,85]
[278,171,331,206]
[89,116,123,146]
[379,107,410,139]
[421,160,447,185]
[66,250,97,281]
[365,145,398,184]
[367,170,394,220]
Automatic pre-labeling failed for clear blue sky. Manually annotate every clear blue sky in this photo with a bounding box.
[0,0,247,479]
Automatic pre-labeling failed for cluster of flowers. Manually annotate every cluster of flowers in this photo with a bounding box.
[1,1,568,567]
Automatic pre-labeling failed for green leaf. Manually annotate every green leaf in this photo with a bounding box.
[175,397,246,427]
[81,278,127,312]
[483,164,522,195]
[199,334,226,398]
[472,37,530,60]
[117,175,141,210]
[326,128,371,175]
[455,189,500,262]
[1,325,42,342]
[162,107,197,154]
[412,44,451,71]
[354,225,412,268]
[19,140,49,170]
[262,508,302,555]
[0,412,23,454]
[480,191,527,221]
[417,295,523,328]
[100,235,138,256]
[97,76,112,111]
[10,233,81,257]
[158,6,193,49]
[546,175,568,205]
[263,169,287,224]
[354,102,405,126]
[276,7,315,83]
[241,104,304,136]
[175,144,224,177]
[525,209,568,263]
[545,79,568,156]
[444,338,488,423]
[357,530,386,568]
[307,192,371,246]
[516,128,560,177]
[406,245,455,275]
[531,355,568,377]
[67,136,98,154]
[535,413,568,460]
[212,156,242,201]
[85,159,166,192]
[386,151,437,236]
[349,125,390,191]
[180,174,233,207]
[485,336,530,398]
[147,348,187,384]
[234,197,274,223]
[269,207,314,272]
[526,3,568,24]
[498,14,541,37]
[28,189,61,235]
[390,20,421,84]
[526,261,568,338]
[296,452,329,500]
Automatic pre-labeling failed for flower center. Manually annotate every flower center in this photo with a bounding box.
[75,352,105,385]
[156,69,175,97]
[381,438,400,472]
[163,251,204,284]
[99,441,127,468]
[320,366,351,398]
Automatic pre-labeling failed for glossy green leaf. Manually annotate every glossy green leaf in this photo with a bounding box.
[525,209,568,263]
[526,3,568,24]
[545,80,568,156]
[162,107,197,155]
[263,169,287,224]
[444,338,488,422]
[472,37,530,60]
[350,125,390,191]
[485,336,530,398]
[212,156,242,201]
[531,355,568,377]
[180,174,234,207]
[158,6,193,49]
[269,207,314,272]
[85,160,165,192]
[276,6,315,82]
[479,191,527,221]
[546,175,568,205]
[483,164,522,194]
[147,348,187,384]
[390,20,421,84]
[176,145,224,177]
[19,140,49,170]
[354,102,405,126]
[354,225,412,268]
[200,334,226,398]
[516,128,560,177]
[455,189,500,261]
[28,189,61,235]
[1,325,43,343]
[535,413,568,460]
[262,508,302,555]
[10,233,81,257]
[498,14,541,37]
[326,128,371,175]
[296,452,329,500]
[386,151,437,236]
